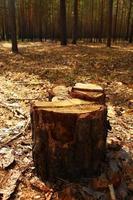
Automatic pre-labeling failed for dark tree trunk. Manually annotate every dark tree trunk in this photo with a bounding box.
[107,0,113,47]
[60,0,67,45]
[1,20,5,40]
[125,0,132,41]
[1,0,6,41]
[39,0,43,42]
[129,18,133,43]
[51,0,55,41]
[19,0,25,42]
[90,0,94,42]
[72,0,78,44]
[118,5,124,40]
[3,0,10,41]
[8,0,18,53]
[99,0,104,42]
[113,0,119,41]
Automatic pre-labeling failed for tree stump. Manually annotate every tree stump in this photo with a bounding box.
[31,98,108,181]
[69,83,105,104]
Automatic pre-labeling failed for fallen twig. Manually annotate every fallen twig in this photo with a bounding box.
[12,81,44,86]
[7,98,47,101]
[108,184,116,200]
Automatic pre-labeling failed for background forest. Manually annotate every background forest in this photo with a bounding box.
[0,0,132,45]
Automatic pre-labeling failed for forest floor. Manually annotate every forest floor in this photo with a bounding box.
[0,41,133,200]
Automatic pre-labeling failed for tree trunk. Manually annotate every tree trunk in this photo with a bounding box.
[90,0,94,42]
[19,0,25,42]
[31,84,109,181]
[107,0,113,47]
[113,0,119,41]
[39,0,43,42]
[118,5,124,41]
[3,0,10,41]
[8,0,18,53]
[129,18,133,43]
[72,0,78,44]
[1,0,6,40]
[125,0,132,41]
[99,0,104,42]
[60,0,67,45]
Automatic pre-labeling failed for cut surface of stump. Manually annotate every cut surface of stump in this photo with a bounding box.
[73,83,104,92]
[69,83,105,104]
[48,85,70,102]
[31,98,108,181]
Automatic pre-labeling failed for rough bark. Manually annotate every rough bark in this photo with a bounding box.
[60,0,67,45]
[31,97,108,181]
[39,0,43,42]
[125,0,132,41]
[113,0,119,41]
[107,0,113,47]
[129,18,133,43]
[99,0,104,42]
[72,0,78,44]
[8,0,18,53]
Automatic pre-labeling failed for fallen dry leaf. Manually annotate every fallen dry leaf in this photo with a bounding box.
[1,170,21,200]
[0,147,15,169]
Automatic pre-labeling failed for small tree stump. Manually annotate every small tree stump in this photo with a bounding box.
[31,98,108,181]
[69,83,105,104]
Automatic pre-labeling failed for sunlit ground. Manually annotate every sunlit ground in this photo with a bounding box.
[0,41,133,199]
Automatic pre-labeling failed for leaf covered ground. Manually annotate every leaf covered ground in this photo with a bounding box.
[0,41,133,200]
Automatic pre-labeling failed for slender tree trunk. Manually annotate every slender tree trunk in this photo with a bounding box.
[72,0,78,44]
[1,16,5,40]
[19,0,25,41]
[119,5,124,41]
[51,0,55,41]
[80,0,84,40]
[125,0,132,40]
[93,0,97,42]
[90,0,94,42]
[60,0,67,45]
[4,0,9,41]
[39,0,43,41]
[8,0,18,53]
[99,0,104,42]
[113,0,119,41]
[129,18,133,43]
[107,0,113,47]
[29,1,33,41]
[44,0,48,41]
[1,0,6,40]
